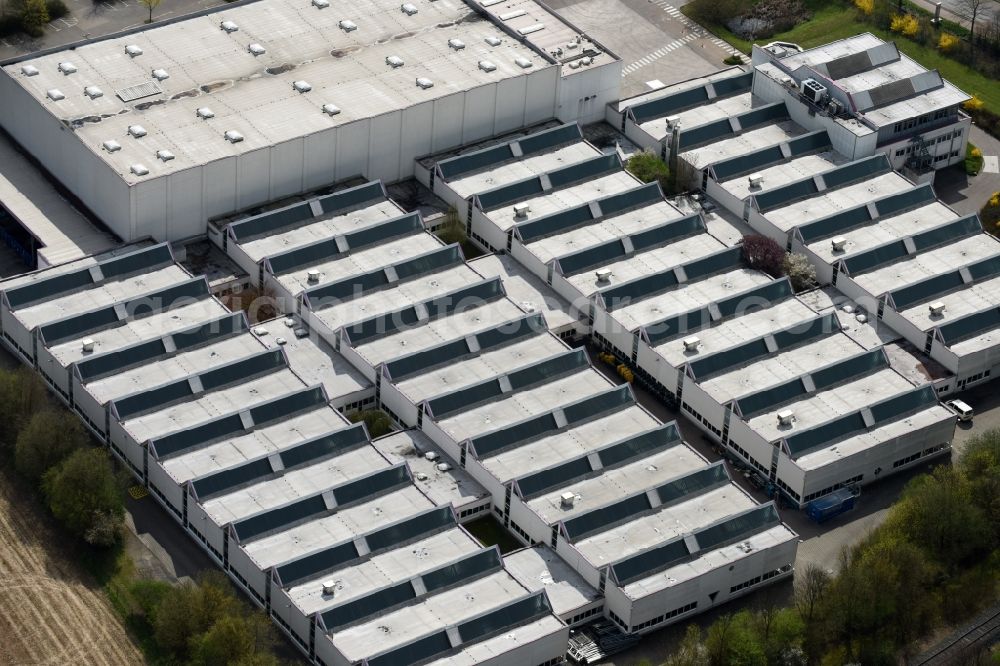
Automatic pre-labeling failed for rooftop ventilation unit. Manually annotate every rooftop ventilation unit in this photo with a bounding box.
[386,55,404,68]
[682,336,700,352]
[415,77,433,89]
[665,115,680,129]
[748,173,764,188]
[424,451,439,461]
[248,43,266,56]
[293,80,312,93]
[58,62,77,75]
[224,130,244,143]
[401,2,417,14]
[156,150,175,162]
[831,236,847,252]
[322,581,336,596]
[307,269,320,283]
[595,268,612,283]
[485,36,501,46]
[312,0,329,7]
[84,86,104,99]
[275,336,287,345]
[21,65,38,76]
[777,409,795,426]
[128,125,147,138]
[560,492,576,508]
[196,107,215,119]
[827,100,842,116]
[929,302,946,317]
[322,103,341,116]
[339,19,357,31]
[102,140,121,153]
[855,313,867,324]
[580,56,592,66]
[514,56,533,69]
[448,38,465,50]
[513,203,530,217]
[220,20,239,32]
[800,78,827,105]
[125,44,143,57]
[478,60,496,72]
[436,462,452,472]
[151,68,169,81]
[130,164,149,176]
[81,339,95,353]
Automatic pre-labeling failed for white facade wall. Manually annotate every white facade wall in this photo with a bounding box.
[268,586,314,655]
[147,460,185,518]
[73,381,108,437]
[0,310,33,362]
[704,179,745,221]
[592,308,635,358]
[469,207,509,253]
[556,62,623,125]
[508,239,550,283]
[380,380,420,429]
[228,543,271,605]
[314,636,352,666]
[679,382,727,432]
[636,340,681,395]
[466,625,571,666]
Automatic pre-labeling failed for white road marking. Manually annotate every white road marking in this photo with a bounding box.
[984,155,999,174]
[621,32,698,75]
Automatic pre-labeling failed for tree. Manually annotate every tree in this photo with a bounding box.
[348,409,393,438]
[19,0,48,35]
[14,410,86,484]
[740,234,786,278]
[0,366,49,452]
[154,572,241,658]
[626,150,672,194]
[139,0,160,23]
[957,0,987,57]
[437,206,467,246]
[782,253,817,291]
[794,564,831,625]
[42,448,124,546]
[191,612,277,665]
[665,624,709,666]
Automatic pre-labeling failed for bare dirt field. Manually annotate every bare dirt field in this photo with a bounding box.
[0,470,143,666]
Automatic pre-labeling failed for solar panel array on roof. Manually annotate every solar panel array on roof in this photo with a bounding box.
[227,181,387,243]
[150,385,328,459]
[865,78,916,109]
[516,182,662,244]
[471,384,633,458]
[939,307,1000,345]
[347,278,505,345]
[39,277,210,346]
[556,214,704,276]
[231,465,410,543]
[823,50,875,80]
[111,349,286,420]
[797,183,936,244]
[427,349,588,419]
[266,213,423,276]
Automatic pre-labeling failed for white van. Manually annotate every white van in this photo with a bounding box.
[947,399,974,422]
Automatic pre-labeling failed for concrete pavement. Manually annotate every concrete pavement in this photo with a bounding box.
[934,126,1000,217]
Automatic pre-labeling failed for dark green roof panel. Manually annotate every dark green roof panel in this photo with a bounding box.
[229,202,314,243]
[191,457,274,501]
[677,118,733,151]
[439,144,515,181]
[785,411,867,457]
[598,424,681,468]
[695,503,779,551]
[476,177,545,211]
[736,378,807,417]
[321,581,416,631]
[516,456,594,498]
[870,385,938,424]
[563,492,651,541]
[939,307,1000,345]
[631,85,709,124]
[274,541,359,588]
[457,593,551,644]
[368,632,451,666]
[421,548,502,594]
[911,215,982,253]
[317,181,388,216]
[232,494,327,542]
[366,506,455,552]
[546,154,620,189]
[843,240,907,275]
[820,154,891,190]
[515,123,583,156]
[710,70,754,96]
[656,462,729,506]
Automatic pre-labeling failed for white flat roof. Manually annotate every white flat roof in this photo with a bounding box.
[373,430,489,508]
[421,614,566,666]
[287,527,480,616]
[612,269,772,337]
[6,0,550,185]
[806,201,958,265]
[0,135,116,266]
[237,199,404,264]
[251,315,371,402]
[898,273,1000,337]
[242,485,433,570]
[446,140,601,199]
[564,233,726,299]
[436,369,613,443]
[484,172,640,232]
[614,66,745,113]
[527,445,708,527]
[699,332,866,404]
[161,405,349,486]
[47,297,231,368]
[481,406,659,481]
[721,151,846,202]
[202,444,390,527]
[121,368,307,445]
[14,263,191,332]
[853,235,1000,297]
[763,172,913,233]
[640,92,753,142]
[681,122,805,172]
[468,253,579,332]
[503,546,599,617]
[394,331,567,405]
[525,201,688,266]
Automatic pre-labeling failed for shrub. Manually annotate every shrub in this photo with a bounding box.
[0,14,22,37]
[854,0,874,15]
[938,32,960,52]
[20,0,50,36]
[783,253,818,291]
[42,448,124,547]
[964,94,986,112]
[740,234,785,278]
[625,150,672,194]
[723,54,744,65]
[45,0,68,19]
[14,409,87,484]
[348,409,394,438]
[890,13,919,37]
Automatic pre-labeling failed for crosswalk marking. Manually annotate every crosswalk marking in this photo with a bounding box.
[621,1,743,76]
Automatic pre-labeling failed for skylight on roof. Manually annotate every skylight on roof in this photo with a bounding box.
[312,0,329,7]
[224,130,244,143]
[156,150,175,162]
[248,43,266,56]
[478,60,497,72]
[386,55,404,68]
[515,57,533,68]
[401,2,418,15]
[130,164,149,176]
[102,140,121,153]
[84,86,104,99]
[322,103,341,116]
[339,19,357,31]
[125,44,143,57]
[20,65,38,76]
[128,125,147,138]
[151,68,169,81]
[197,107,215,119]
[448,38,465,50]
[58,62,77,75]
[293,80,312,93]
[485,36,501,46]
[416,77,434,89]
[220,20,238,32]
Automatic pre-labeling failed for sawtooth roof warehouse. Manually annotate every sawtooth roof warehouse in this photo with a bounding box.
[0,2,993,664]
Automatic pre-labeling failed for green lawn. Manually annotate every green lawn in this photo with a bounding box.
[683,0,1000,111]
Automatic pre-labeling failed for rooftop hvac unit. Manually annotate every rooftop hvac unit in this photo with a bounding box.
[220,20,239,33]
[595,268,612,283]
[448,38,465,50]
[560,492,576,508]
[800,78,828,105]
[665,115,680,129]
[248,43,266,56]
[125,45,143,57]
[307,269,320,283]
[831,236,847,252]
[312,0,329,7]
[513,203,530,218]
[322,581,336,596]
[322,103,341,116]
[293,80,312,93]
[84,86,104,99]
[682,336,700,352]
[415,77,434,89]
[827,100,842,116]
[81,339,95,353]
[748,173,764,188]
[58,61,77,75]
[929,302,946,317]
[401,2,418,15]
[424,451,439,461]
[339,19,357,31]
[436,462,452,472]
[777,409,795,426]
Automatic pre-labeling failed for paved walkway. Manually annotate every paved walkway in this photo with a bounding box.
[934,126,1000,217]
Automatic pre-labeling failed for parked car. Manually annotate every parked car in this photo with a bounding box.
[947,399,974,422]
